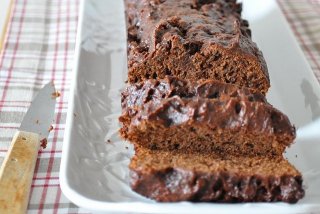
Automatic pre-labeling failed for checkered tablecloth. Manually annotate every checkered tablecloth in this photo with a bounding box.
[0,0,319,213]
[278,0,320,82]
[0,0,81,213]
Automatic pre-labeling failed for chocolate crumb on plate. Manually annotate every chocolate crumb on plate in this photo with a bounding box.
[40,138,48,149]
[48,125,54,132]
[52,91,61,99]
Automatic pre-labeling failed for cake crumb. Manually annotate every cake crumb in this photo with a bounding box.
[295,154,298,158]
[48,125,54,132]
[125,146,128,149]
[107,139,111,143]
[40,138,48,149]
[73,113,77,117]
[125,80,128,83]
[52,91,61,99]
[36,120,39,124]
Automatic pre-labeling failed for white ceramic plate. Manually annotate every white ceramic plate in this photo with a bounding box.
[60,0,320,213]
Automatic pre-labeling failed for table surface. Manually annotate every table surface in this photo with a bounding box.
[0,0,320,213]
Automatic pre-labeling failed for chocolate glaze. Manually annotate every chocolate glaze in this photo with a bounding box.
[131,96,295,138]
[130,167,304,203]
[128,0,246,52]
[120,76,267,123]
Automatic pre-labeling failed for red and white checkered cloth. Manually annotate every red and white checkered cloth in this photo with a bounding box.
[0,0,319,213]
[278,0,320,82]
[0,0,83,213]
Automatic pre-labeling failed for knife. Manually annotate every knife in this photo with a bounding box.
[0,82,56,214]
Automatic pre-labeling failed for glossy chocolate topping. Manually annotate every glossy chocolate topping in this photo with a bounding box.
[130,167,304,203]
[127,0,252,53]
[132,96,295,138]
[121,76,267,120]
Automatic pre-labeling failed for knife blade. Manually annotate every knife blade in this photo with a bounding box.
[0,82,56,214]
[20,82,56,140]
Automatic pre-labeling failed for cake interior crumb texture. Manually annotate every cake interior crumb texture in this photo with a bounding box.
[125,0,270,94]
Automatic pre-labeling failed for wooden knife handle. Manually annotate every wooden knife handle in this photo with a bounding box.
[0,0,14,51]
[0,131,40,214]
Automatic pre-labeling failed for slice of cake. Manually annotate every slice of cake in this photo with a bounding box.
[130,146,304,203]
[125,0,270,94]
[119,78,295,157]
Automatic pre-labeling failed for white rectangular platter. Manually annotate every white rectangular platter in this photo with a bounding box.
[60,0,320,213]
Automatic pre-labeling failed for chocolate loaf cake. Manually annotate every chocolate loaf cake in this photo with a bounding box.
[125,0,270,94]
[130,146,304,203]
[119,78,295,157]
